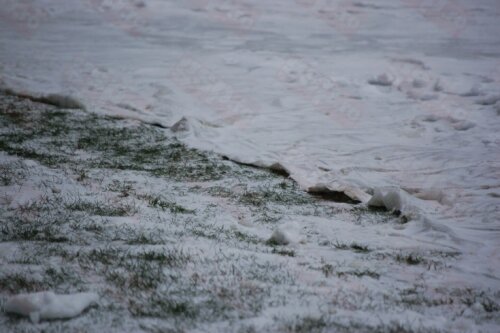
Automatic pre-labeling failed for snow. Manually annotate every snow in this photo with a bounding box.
[0,0,499,330]
[367,73,393,86]
[268,229,292,245]
[268,224,301,246]
[4,291,99,323]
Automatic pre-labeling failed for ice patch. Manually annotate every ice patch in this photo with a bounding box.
[4,291,99,323]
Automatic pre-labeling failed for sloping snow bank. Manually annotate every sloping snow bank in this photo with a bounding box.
[4,291,99,323]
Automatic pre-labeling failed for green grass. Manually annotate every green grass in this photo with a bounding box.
[144,195,194,214]
[271,247,296,257]
[321,264,334,277]
[134,248,191,268]
[283,316,330,333]
[395,253,424,265]
[238,183,312,207]
[0,161,27,186]
[336,269,380,279]
[66,199,137,217]
[333,241,371,253]
[1,91,496,333]
[0,272,45,293]
[129,296,199,319]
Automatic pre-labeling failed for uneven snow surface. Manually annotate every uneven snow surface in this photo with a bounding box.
[0,89,498,332]
[0,0,499,325]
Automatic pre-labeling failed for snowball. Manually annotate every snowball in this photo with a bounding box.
[368,187,406,213]
[267,228,292,245]
[4,291,99,323]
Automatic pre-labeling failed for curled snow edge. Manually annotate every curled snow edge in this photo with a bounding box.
[1,87,85,110]
[4,291,99,323]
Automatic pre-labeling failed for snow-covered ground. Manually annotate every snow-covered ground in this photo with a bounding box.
[0,0,499,331]
[0,92,498,332]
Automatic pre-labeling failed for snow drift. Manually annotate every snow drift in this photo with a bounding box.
[4,291,99,323]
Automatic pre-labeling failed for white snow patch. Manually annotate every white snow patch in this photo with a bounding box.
[268,224,301,245]
[451,120,475,131]
[4,291,99,323]
[368,187,416,217]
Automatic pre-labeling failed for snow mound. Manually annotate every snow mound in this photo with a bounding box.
[170,116,190,132]
[368,187,411,215]
[267,225,300,246]
[4,291,99,323]
[367,73,393,86]
[451,120,475,131]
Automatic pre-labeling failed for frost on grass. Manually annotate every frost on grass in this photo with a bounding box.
[0,93,498,332]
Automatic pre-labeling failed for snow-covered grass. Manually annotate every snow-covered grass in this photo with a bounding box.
[0,93,499,332]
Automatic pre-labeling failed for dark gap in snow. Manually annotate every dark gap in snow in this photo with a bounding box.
[268,162,291,177]
[308,188,361,204]
[148,122,168,129]
[221,157,291,177]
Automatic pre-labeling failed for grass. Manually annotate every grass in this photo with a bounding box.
[395,253,424,265]
[0,161,27,186]
[321,264,334,277]
[66,199,137,217]
[231,230,260,244]
[1,91,497,332]
[125,231,166,245]
[129,296,199,319]
[283,316,329,333]
[336,269,380,279]
[0,213,71,243]
[333,241,371,253]
[0,272,45,293]
[271,247,296,257]
[134,248,191,268]
[144,195,194,214]
[238,183,313,207]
